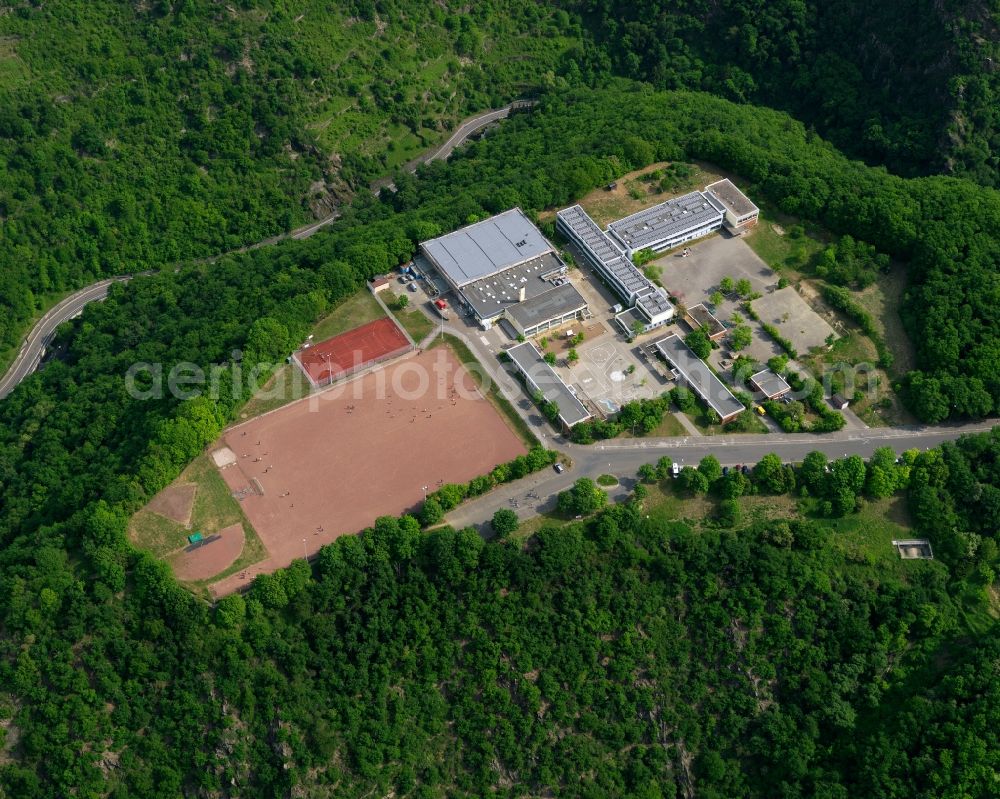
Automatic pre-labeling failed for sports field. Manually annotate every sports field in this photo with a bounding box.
[295,317,412,386]
[207,347,527,597]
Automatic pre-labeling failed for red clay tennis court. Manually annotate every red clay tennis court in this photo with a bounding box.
[295,318,412,386]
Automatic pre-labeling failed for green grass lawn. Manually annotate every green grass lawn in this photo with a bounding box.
[238,364,314,420]
[681,406,768,436]
[622,411,688,438]
[744,207,827,274]
[382,291,435,342]
[511,513,575,541]
[129,454,267,587]
[312,290,386,342]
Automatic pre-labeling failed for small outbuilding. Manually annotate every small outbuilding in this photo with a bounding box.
[829,394,850,410]
[749,369,791,400]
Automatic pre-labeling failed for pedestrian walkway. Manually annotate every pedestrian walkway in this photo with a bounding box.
[673,411,703,436]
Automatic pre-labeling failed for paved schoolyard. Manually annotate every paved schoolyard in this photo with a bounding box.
[653,234,778,310]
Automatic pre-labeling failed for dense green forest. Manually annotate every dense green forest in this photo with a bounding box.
[0,80,998,794]
[568,0,1000,184]
[4,0,1000,415]
[0,0,573,358]
[1,3,999,794]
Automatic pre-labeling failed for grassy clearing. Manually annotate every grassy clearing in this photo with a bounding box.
[597,474,618,487]
[129,454,267,583]
[744,208,827,275]
[311,290,386,342]
[511,512,574,541]
[541,161,728,227]
[801,495,914,572]
[432,334,539,449]
[238,365,314,420]
[0,37,29,91]
[383,291,435,342]
[854,261,916,376]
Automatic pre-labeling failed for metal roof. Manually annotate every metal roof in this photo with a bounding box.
[507,341,591,428]
[607,191,724,252]
[506,282,588,330]
[555,205,625,264]
[556,204,655,301]
[421,208,553,288]
[654,334,744,420]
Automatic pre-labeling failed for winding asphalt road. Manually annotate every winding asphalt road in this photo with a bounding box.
[0,276,132,399]
[0,103,531,400]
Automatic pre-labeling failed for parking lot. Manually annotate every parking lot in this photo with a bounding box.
[653,233,838,371]
[653,235,776,309]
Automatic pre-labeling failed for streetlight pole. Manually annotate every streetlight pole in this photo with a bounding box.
[302,538,307,559]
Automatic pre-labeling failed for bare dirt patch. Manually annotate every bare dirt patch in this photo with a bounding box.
[145,483,197,526]
[209,347,527,597]
[540,160,729,227]
[172,523,245,581]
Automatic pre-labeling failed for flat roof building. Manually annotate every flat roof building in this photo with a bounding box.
[749,369,791,399]
[686,303,727,340]
[705,179,759,232]
[419,209,590,330]
[654,334,744,422]
[607,191,725,257]
[506,282,589,338]
[507,341,592,429]
[634,286,675,330]
[420,208,553,288]
[457,251,566,322]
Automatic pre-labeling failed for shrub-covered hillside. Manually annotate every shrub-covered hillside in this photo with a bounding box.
[570,0,1000,185]
[0,81,998,794]
[0,0,573,359]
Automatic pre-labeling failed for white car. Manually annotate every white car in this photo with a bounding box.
[671,462,680,478]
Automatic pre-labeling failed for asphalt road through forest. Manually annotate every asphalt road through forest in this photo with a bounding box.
[0,103,526,399]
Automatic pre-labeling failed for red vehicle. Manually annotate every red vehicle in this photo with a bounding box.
[433,298,450,319]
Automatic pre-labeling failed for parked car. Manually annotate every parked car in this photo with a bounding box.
[754,405,766,416]
[671,462,680,478]
[741,465,750,475]
[553,463,565,474]
[407,282,418,292]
